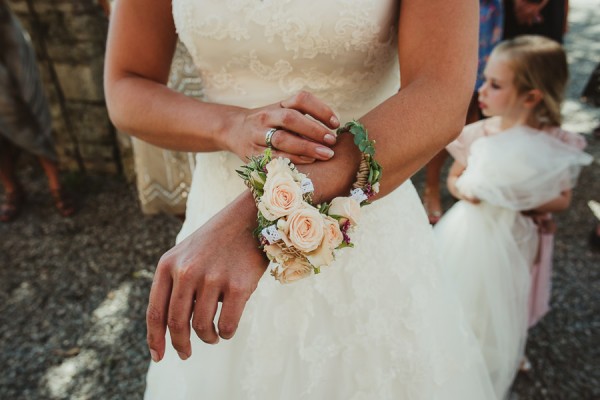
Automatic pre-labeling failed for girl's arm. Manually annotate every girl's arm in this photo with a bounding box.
[137,0,479,360]
[447,160,480,204]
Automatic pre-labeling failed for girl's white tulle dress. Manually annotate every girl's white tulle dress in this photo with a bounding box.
[435,123,592,399]
[145,1,497,398]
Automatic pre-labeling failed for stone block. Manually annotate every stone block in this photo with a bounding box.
[46,40,104,63]
[83,159,118,174]
[116,132,135,182]
[39,10,107,43]
[55,143,80,172]
[54,62,104,101]
[6,0,28,14]
[67,103,112,144]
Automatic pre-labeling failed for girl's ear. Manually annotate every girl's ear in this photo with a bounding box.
[523,89,543,109]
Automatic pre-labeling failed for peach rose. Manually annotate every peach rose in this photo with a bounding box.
[328,197,361,225]
[323,216,344,248]
[284,205,325,252]
[272,257,313,284]
[306,216,343,268]
[258,168,303,221]
[264,243,289,264]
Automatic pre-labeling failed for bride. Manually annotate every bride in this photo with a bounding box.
[105,0,496,398]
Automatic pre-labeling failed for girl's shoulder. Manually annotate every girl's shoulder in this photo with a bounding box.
[446,117,502,165]
[542,126,588,151]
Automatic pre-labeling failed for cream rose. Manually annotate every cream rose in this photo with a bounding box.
[272,257,313,284]
[284,206,325,252]
[322,216,344,248]
[265,158,292,176]
[258,168,303,221]
[306,216,343,268]
[264,243,289,264]
[328,197,361,225]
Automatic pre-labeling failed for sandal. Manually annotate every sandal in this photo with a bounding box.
[519,356,532,373]
[0,188,25,222]
[50,187,76,217]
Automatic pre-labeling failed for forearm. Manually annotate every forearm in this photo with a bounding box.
[301,80,472,205]
[106,75,240,153]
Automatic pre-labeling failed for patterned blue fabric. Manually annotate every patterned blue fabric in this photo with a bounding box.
[477,0,504,91]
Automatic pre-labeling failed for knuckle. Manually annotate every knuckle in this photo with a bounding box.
[146,303,165,326]
[281,110,298,126]
[167,317,188,334]
[218,321,238,338]
[173,263,194,283]
[295,90,310,103]
[191,320,213,336]
[256,110,269,125]
[228,282,251,300]
[155,255,173,276]
[203,272,222,288]
[301,140,311,152]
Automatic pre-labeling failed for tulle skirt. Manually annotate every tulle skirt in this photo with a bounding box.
[434,201,535,399]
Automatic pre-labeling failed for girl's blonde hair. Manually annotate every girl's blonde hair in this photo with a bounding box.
[493,35,568,126]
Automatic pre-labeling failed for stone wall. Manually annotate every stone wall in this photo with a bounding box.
[7,0,126,175]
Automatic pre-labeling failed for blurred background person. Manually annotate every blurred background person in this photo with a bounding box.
[0,0,74,222]
[503,0,568,43]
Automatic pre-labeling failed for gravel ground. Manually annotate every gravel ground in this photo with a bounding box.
[1,1,599,398]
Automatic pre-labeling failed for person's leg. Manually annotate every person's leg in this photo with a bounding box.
[423,150,446,225]
[0,139,25,221]
[38,156,75,216]
[422,93,481,225]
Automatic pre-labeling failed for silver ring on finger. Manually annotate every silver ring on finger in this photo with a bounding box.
[265,128,278,149]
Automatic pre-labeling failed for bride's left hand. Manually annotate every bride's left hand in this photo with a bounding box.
[222,91,341,165]
[146,192,267,361]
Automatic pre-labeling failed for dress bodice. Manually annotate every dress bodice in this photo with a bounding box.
[172,0,400,116]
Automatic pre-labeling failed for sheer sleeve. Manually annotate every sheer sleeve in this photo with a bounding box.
[543,126,588,151]
[446,118,499,165]
[455,126,593,211]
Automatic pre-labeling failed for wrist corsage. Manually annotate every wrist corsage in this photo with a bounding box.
[237,120,382,284]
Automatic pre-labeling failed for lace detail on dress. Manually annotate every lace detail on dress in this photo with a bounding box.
[172,0,399,111]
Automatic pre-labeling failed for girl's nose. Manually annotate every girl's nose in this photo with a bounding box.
[478,83,486,96]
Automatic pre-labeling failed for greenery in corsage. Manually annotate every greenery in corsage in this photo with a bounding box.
[237,120,381,284]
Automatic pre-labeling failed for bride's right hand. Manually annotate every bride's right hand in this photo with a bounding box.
[146,192,267,361]
[222,91,340,165]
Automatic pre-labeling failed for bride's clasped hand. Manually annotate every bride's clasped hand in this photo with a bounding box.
[222,91,341,164]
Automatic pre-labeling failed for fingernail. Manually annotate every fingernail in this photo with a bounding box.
[324,133,336,145]
[150,349,160,362]
[177,351,189,360]
[330,115,340,127]
[299,156,315,162]
[316,146,334,159]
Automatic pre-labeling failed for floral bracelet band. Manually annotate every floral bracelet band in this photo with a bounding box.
[236,120,382,284]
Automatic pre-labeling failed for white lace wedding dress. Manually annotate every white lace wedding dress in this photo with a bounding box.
[145,1,496,398]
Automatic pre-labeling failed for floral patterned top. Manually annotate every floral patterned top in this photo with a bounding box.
[477,0,504,91]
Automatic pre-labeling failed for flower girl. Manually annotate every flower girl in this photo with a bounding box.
[434,35,592,399]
